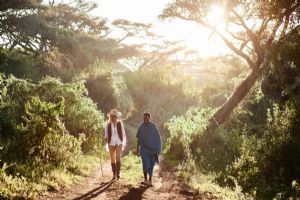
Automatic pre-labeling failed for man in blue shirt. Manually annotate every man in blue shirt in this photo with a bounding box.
[136,112,162,186]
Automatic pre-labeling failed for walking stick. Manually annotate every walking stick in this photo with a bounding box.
[99,138,104,176]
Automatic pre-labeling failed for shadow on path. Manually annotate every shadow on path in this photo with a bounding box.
[119,184,150,200]
[72,179,116,200]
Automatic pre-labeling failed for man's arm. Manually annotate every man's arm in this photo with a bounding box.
[136,140,140,155]
[155,124,162,153]
[136,125,141,155]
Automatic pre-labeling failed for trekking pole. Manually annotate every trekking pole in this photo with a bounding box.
[99,138,104,176]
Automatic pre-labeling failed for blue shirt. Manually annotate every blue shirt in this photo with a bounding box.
[136,121,162,155]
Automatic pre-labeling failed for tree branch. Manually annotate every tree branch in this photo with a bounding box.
[232,10,263,65]
[173,14,256,69]
[215,30,255,69]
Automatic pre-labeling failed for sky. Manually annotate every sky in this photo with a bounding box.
[91,0,230,57]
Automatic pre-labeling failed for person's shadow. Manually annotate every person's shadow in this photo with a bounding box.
[72,179,116,200]
[119,184,150,200]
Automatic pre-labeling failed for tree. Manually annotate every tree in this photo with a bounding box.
[160,0,300,130]
[0,0,148,70]
[0,0,103,53]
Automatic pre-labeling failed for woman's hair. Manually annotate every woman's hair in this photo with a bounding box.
[106,109,122,123]
[107,114,118,123]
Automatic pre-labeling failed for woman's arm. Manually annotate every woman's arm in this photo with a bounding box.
[120,121,127,146]
[104,122,108,138]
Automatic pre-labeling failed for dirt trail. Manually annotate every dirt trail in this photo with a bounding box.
[39,158,218,200]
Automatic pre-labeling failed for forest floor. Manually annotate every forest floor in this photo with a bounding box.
[39,156,219,200]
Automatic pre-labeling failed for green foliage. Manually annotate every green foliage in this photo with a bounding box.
[21,95,82,168]
[0,163,39,199]
[0,75,105,199]
[262,25,300,106]
[0,155,101,200]
[0,76,104,157]
[80,61,118,114]
[123,67,198,139]
[0,0,143,78]
[164,106,254,200]
[228,102,300,199]
[39,77,104,153]
[165,107,239,173]
[184,172,250,200]
[165,108,212,164]
[165,84,300,199]
[0,48,42,82]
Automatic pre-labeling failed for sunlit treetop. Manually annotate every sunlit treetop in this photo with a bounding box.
[160,0,300,129]
[0,0,160,69]
[160,0,300,70]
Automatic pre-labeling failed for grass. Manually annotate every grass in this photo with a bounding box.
[40,155,100,190]
[121,151,144,187]
[0,154,108,200]
[187,172,252,200]
[163,155,253,200]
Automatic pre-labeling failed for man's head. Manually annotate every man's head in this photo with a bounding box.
[143,112,151,124]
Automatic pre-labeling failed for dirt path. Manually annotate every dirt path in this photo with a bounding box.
[39,157,218,200]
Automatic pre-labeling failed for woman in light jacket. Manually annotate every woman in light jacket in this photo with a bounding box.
[104,109,127,180]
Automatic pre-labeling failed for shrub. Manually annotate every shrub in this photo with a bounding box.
[0,75,106,199]
[0,163,39,199]
[165,108,213,170]
[0,75,105,165]
[165,86,300,199]
[229,102,300,198]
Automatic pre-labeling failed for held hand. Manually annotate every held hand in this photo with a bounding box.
[136,149,140,156]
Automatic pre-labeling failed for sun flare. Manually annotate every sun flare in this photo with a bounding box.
[206,5,226,28]
[95,1,229,57]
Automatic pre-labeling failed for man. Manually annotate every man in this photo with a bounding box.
[136,112,162,186]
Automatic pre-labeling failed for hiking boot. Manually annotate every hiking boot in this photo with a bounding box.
[111,163,117,180]
[116,161,121,180]
[141,180,152,186]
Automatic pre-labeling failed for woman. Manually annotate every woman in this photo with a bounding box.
[104,109,127,180]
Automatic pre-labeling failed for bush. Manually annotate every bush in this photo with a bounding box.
[165,107,241,173]
[0,75,105,166]
[165,108,212,162]
[0,75,106,199]
[229,102,300,198]
[36,77,105,153]
[22,96,85,167]
[165,88,300,199]
[0,163,39,199]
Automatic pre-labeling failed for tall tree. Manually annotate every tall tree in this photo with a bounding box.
[160,0,300,130]
[0,0,148,69]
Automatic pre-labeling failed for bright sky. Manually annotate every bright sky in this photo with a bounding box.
[91,0,230,57]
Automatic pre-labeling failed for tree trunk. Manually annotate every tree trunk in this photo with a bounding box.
[208,68,261,131]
